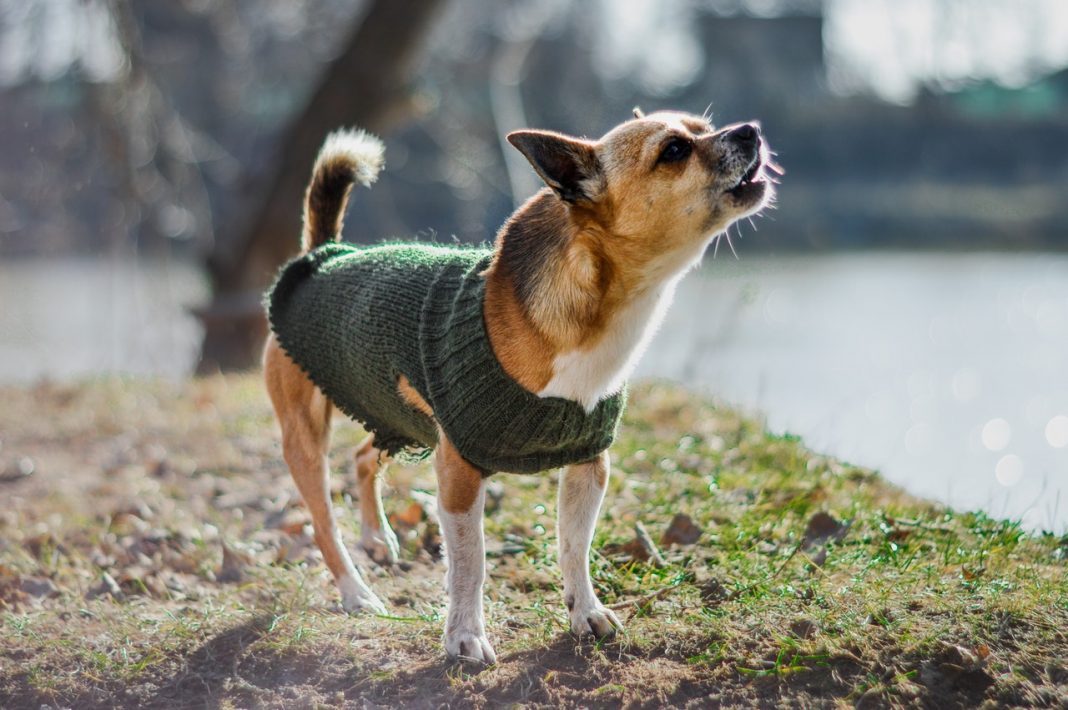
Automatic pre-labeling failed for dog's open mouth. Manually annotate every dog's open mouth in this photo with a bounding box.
[740,160,762,185]
[726,153,783,202]
[727,159,765,198]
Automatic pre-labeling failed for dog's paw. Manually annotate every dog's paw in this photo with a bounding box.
[569,603,622,639]
[360,525,400,566]
[444,629,497,665]
[338,575,387,615]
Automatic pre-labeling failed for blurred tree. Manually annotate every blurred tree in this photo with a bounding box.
[198,0,447,372]
[86,1,217,257]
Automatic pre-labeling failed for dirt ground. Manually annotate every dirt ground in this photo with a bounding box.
[1,376,1066,709]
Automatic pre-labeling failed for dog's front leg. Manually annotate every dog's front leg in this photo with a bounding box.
[434,432,496,664]
[558,451,622,638]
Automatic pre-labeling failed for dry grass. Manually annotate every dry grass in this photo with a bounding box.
[0,375,1065,709]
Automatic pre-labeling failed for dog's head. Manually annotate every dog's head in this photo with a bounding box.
[508,109,776,278]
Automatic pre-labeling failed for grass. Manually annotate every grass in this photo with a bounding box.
[0,375,1065,708]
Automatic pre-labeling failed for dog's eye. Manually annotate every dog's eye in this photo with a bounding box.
[658,137,692,165]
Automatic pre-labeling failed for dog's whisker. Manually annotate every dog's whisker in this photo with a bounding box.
[712,232,722,260]
[726,229,739,260]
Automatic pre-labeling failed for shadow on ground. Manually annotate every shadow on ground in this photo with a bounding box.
[0,612,1028,709]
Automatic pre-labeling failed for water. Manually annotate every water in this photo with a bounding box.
[0,257,208,382]
[1,254,1065,531]
[636,252,1068,532]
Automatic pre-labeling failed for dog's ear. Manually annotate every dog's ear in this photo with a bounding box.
[507,130,604,204]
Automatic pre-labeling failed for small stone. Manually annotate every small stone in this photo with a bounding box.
[86,572,125,601]
[0,457,35,483]
[19,576,59,599]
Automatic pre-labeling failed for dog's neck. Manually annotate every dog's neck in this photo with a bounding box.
[484,190,689,410]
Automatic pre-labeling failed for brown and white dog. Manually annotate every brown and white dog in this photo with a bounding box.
[263,109,775,664]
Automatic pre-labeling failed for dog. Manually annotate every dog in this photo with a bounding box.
[263,108,775,664]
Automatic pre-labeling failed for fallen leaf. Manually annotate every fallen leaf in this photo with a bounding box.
[279,519,308,536]
[0,565,28,608]
[661,513,703,546]
[803,511,849,550]
[24,533,64,559]
[410,490,439,524]
[886,526,912,543]
[217,542,252,584]
[391,501,426,529]
[789,618,818,639]
[603,522,667,567]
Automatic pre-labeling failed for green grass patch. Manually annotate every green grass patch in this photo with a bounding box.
[0,376,1064,708]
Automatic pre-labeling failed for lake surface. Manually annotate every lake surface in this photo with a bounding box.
[1,253,1065,531]
[0,257,208,382]
[636,253,1068,532]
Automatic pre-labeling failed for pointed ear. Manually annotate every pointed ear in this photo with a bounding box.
[507,130,603,203]
[632,106,644,118]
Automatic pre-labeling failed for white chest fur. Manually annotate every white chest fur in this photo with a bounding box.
[538,281,678,410]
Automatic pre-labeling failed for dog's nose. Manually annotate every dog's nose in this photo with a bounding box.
[729,123,760,147]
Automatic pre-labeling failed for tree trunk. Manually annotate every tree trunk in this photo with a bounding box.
[198,0,446,372]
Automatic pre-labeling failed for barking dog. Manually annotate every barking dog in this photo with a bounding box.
[263,109,775,664]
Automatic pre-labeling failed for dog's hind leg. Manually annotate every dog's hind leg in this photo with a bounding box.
[558,450,622,638]
[435,431,496,664]
[354,436,400,566]
[264,336,386,614]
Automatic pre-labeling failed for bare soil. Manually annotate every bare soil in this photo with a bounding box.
[0,376,1065,709]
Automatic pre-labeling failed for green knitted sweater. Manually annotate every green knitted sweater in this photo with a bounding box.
[266,242,625,474]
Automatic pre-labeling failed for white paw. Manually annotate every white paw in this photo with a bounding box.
[360,525,400,566]
[444,628,497,664]
[569,602,622,639]
[338,575,387,615]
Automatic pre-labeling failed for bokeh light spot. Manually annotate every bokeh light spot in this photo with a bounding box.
[994,454,1024,487]
[951,368,981,402]
[1045,415,1068,448]
[980,418,1011,451]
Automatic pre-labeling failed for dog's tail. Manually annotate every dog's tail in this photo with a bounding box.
[301,128,385,252]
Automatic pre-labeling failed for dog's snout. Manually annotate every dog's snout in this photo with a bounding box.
[728,123,760,147]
